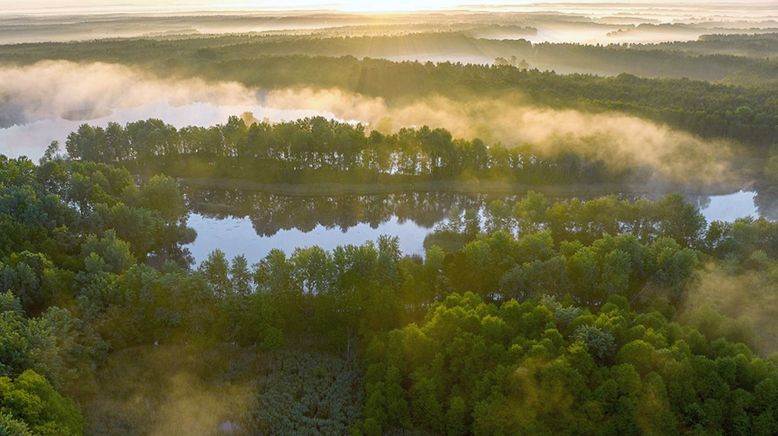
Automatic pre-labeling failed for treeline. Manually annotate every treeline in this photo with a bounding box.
[141,54,778,147]
[202,32,778,84]
[64,117,624,184]
[197,57,778,146]
[644,33,778,60]
[3,154,778,433]
[4,31,778,85]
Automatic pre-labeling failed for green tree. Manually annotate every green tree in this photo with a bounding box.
[230,255,252,296]
[80,231,135,274]
[199,250,231,297]
[0,370,83,436]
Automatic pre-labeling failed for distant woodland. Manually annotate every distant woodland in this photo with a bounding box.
[2,34,776,148]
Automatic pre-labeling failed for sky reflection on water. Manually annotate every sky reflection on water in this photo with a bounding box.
[186,190,763,265]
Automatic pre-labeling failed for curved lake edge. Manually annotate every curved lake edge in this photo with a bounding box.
[178,177,755,198]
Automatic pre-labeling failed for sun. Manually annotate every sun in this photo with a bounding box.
[337,0,461,12]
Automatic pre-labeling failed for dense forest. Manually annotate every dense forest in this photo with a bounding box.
[181,57,777,147]
[641,33,778,60]
[2,150,778,433]
[3,31,778,85]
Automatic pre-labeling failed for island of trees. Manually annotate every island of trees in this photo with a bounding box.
[62,116,629,185]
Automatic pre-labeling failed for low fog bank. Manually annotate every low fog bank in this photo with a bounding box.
[0,61,336,159]
[0,13,372,44]
[0,61,257,127]
[263,87,736,185]
[0,60,738,186]
[680,262,778,356]
[1,5,778,45]
[81,345,255,435]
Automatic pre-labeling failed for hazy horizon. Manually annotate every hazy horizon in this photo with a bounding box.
[4,0,778,16]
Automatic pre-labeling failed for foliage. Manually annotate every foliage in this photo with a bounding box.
[64,117,624,185]
[361,292,778,435]
[248,351,362,435]
[0,370,83,435]
[0,155,777,434]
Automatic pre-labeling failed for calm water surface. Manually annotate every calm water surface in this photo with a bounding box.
[185,190,766,265]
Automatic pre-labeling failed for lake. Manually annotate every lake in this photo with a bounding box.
[184,189,770,265]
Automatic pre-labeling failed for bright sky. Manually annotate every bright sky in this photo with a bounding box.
[0,0,753,15]
[4,0,468,13]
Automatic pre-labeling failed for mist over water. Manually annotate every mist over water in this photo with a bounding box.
[0,102,335,159]
[262,88,737,185]
[0,60,738,186]
[0,61,341,159]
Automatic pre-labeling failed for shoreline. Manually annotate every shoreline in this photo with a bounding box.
[177,177,753,197]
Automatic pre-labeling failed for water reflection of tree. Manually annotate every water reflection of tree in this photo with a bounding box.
[683,194,712,213]
[184,188,497,237]
[755,187,778,220]
[185,187,771,239]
